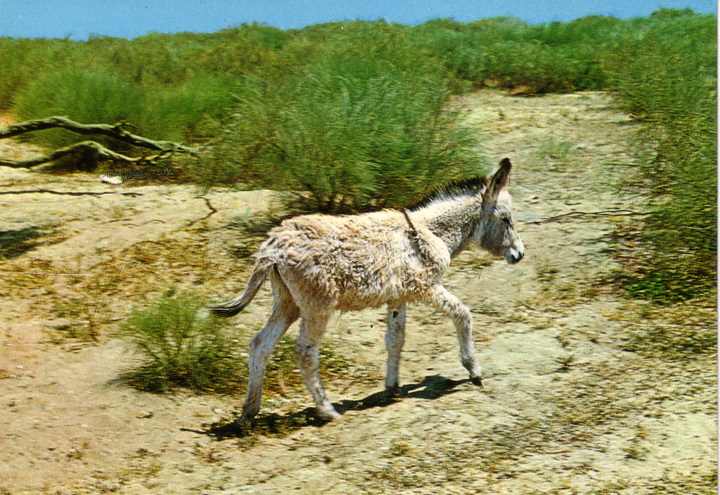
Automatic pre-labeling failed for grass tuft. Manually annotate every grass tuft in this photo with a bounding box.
[119,289,245,394]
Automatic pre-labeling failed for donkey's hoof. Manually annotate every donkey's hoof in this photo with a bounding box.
[385,385,407,397]
[316,408,342,422]
[210,417,250,438]
[233,416,252,434]
[470,376,483,387]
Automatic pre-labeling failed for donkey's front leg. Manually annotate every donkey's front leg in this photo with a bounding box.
[385,303,407,395]
[295,309,341,421]
[428,284,483,386]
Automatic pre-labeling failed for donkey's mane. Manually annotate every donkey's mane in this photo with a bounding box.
[407,175,489,212]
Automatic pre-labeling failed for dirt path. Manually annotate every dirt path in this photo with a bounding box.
[0,91,716,494]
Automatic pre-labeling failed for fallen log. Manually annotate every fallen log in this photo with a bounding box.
[0,116,198,169]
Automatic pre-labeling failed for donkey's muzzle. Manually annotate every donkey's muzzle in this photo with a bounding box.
[504,240,525,264]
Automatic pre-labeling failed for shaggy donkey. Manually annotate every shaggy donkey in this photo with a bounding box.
[212,158,524,429]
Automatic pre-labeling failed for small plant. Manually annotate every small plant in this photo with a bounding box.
[119,289,245,393]
[536,261,560,285]
[554,353,576,371]
[50,296,100,342]
[389,440,413,456]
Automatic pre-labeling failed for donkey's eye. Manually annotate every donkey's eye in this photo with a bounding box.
[502,217,512,226]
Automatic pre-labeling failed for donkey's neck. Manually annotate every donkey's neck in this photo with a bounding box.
[413,195,482,258]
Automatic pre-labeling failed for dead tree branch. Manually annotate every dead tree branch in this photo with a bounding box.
[0,141,179,169]
[0,116,198,169]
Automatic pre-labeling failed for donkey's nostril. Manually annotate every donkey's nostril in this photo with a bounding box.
[505,248,523,264]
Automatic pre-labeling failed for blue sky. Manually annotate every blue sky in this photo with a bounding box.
[1,0,716,40]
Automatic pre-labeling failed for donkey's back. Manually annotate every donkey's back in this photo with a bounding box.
[257,210,451,311]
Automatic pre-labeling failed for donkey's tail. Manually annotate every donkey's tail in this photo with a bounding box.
[210,263,272,317]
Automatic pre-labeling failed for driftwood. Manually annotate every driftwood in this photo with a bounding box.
[0,116,198,169]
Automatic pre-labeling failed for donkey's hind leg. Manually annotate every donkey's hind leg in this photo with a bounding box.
[295,306,340,421]
[236,269,300,430]
[385,303,406,395]
[427,284,483,386]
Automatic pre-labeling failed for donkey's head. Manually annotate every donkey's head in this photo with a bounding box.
[476,158,524,264]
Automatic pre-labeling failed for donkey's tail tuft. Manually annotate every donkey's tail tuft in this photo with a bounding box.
[210,263,271,317]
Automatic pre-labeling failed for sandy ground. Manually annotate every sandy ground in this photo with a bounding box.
[0,91,716,494]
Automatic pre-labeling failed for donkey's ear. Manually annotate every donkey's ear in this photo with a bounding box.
[487,158,512,197]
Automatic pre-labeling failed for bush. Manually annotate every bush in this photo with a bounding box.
[3,11,715,303]
[138,76,243,143]
[204,56,484,213]
[14,67,146,149]
[13,65,241,152]
[119,288,355,398]
[120,290,244,393]
[408,16,614,93]
[0,37,87,109]
[606,10,717,302]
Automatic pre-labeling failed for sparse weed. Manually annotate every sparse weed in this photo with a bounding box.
[623,322,717,360]
[389,440,414,457]
[535,261,560,286]
[50,296,100,342]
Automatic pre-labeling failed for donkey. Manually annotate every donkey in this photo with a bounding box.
[212,158,524,430]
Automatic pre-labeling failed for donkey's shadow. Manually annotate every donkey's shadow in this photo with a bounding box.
[203,375,472,440]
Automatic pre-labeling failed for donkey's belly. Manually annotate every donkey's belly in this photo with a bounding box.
[333,276,428,312]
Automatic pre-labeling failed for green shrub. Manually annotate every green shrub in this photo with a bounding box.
[0,38,35,109]
[606,10,717,302]
[14,67,146,149]
[137,76,244,143]
[13,65,240,151]
[0,37,86,109]
[204,56,484,213]
[120,290,244,393]
[408,15,614,93]
[3,11,716,303]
